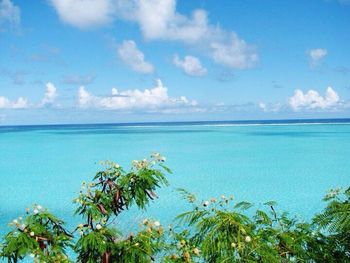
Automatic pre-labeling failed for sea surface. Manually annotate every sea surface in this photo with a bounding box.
[1,119,350,238]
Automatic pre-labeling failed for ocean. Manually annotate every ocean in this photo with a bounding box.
[1,119,350,237]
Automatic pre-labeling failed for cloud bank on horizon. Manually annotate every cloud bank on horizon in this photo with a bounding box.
[0,0,350,124]
[78,79,198,112]
[0,82,57,109]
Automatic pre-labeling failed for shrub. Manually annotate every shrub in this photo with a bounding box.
[0,205,72,262]
[1,154,349,262]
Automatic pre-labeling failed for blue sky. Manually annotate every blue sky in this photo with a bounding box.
[0,0,349,125]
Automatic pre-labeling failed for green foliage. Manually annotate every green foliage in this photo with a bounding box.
[109,220,165,263]
[175,191,350,262]
[314,187,350,233]
[1,154,349,262]
[74,153,169,223]
[0,205,72,262]
[162,229,201,263]
[312,187,350,262]
[73,153,170,262]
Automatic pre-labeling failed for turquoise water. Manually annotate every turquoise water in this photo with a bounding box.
[1,122,350,237]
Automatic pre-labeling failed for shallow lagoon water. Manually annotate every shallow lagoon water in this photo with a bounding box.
[1,121,350,238]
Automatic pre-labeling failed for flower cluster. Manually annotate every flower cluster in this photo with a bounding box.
[166,236,201,262]
[325,187,341,199]
[201,194,235,209]
[132,159,149,170]
[9,204,44,231]
[141,219,164,236]
[151,152,166,162]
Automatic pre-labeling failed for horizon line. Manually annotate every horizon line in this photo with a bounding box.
[1,117,350,128]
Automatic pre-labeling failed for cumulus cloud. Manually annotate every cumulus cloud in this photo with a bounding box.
[78,79,198,112]
[49,0,114,29]
[173,55,207,76]
[49,0,258,69]
[308,48,327,67]
[0,96,28,109]
[130,0,258,69]
[0,0,20,31]
[211,33,258,69]
[0,83,59,110]
[40,82,58,107]
[135,1,207,43]
[288,87,339,111]
[118,40,154,74]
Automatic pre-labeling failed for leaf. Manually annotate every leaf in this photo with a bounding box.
[234,201,253,210]
[264,201,277,207]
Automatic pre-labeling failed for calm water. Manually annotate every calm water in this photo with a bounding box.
[1,120,350,237]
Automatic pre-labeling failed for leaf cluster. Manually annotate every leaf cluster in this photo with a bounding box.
[1,155,349,263]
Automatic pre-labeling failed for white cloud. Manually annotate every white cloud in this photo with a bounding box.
[49,0,114,29]
[308,48,327,67]
[78,79,198,111]
[118,40,154,74]
[131,0,258,69]
[0,82,60,109]
[49,0,258,69]
[0,0,20,31]
[288,87,339,111]
[173,55,207,76]
[258,102,266,111]
[40,82,58,107]
[135,1,208,43]
[211,33,258,69]
[0,96,28,109]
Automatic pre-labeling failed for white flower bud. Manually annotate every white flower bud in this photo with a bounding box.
[245,236,251,242]
[193,248,200,256]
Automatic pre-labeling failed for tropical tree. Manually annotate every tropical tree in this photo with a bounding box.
[1,154,349,262]
[73,153,170,262]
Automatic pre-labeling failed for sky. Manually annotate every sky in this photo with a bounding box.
[0,0,349,125]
